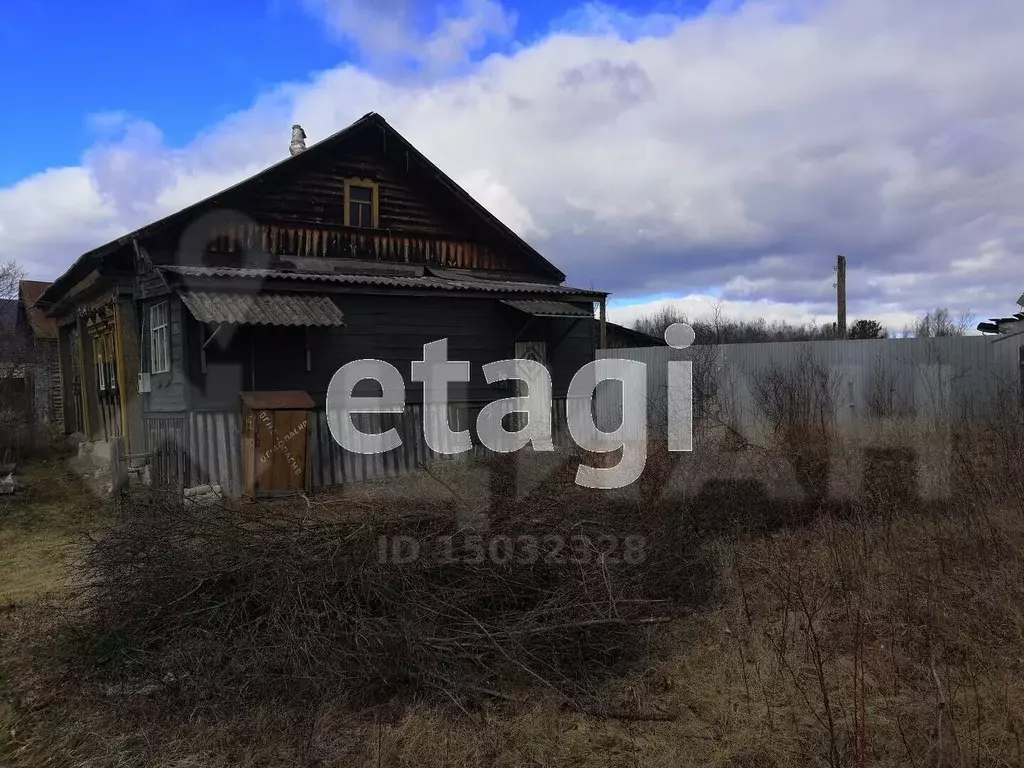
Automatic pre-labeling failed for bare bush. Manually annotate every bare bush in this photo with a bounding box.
[750,352,841,506]
[865,357,913,419]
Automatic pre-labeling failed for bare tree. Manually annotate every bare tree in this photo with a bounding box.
[0,260,25,362]
[632,305,691,340]
[905,307,975,338]
[634,304,842,345]
[0,260,18,300]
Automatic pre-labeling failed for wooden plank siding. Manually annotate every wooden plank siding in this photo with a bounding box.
[243,135,507,238]
[146,131,530,273]
[139,295,190,413]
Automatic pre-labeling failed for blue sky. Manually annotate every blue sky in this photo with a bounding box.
[0,0,705,186]
[0,0,1020,331]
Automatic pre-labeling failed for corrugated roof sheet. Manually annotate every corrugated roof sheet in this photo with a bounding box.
[179,291,345,326]
[501,300,594,318]
[158,265,605,297]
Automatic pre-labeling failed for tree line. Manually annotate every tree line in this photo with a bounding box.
[632,303,975,345]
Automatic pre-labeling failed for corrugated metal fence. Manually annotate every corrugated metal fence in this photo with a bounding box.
[595,336,1022,437]
[146,397,583,497]
[144,337,1021,495]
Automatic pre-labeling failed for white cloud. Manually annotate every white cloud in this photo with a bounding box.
[609,293,835,330]
[303,0,516,71]
[2,0,1023,332]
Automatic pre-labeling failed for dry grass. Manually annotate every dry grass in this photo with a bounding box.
[0,461,107,604]
[3,415,1024,766]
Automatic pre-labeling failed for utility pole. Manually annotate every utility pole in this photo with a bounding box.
[836,254,847,338]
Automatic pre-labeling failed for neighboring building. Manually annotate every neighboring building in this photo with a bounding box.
[977,291,1024,337]
[0,297,24,400]
[0,283,64,437]
[977,313,1024,336]
[37,113,609,495]
[0,298,16,336]
[17,281,63,431]
[601,321,666,349]
[0,296,30,444]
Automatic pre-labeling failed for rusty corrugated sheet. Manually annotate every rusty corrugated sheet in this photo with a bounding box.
[501,300,594,318]
[159,265,604,298]
[178,291,345,326]
[18,281,58,339]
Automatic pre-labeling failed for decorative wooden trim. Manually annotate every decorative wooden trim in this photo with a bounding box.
[114,301,130,451]
[75,315,91,437]
[342,178,379,229]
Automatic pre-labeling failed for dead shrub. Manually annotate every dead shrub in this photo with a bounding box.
[751,352,840,508]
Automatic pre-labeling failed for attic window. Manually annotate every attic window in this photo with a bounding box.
[343,178,379,228]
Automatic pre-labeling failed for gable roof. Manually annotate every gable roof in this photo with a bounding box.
[18,281,57,339]
[39,112,565,310]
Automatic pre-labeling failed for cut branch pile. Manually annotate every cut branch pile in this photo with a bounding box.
[78,488,710,711]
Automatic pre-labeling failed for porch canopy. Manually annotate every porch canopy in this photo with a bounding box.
[178,291,345,326]
[499,299,594,318]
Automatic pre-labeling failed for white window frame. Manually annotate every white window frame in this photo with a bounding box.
[150,301,171,374]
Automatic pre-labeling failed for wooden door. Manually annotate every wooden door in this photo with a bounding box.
[253,408,310,495]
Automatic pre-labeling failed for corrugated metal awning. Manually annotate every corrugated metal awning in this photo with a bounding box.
[179,291,345,326]
[501,300,594,318]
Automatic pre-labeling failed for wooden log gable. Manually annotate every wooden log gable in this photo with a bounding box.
[143,114,557,278]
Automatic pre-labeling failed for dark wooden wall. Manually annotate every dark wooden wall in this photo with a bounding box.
[181,295,596,412]
[246,131,471,237]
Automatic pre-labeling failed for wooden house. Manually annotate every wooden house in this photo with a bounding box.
[37,113,609,496]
